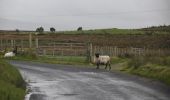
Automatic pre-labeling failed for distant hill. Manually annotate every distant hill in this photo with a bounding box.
[61,25,170,34]
[140,25,170,32]
[0,25,170,34]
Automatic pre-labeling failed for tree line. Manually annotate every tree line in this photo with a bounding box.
[14,26,83,33]
[36,27,55,33]
[35,26,83,33]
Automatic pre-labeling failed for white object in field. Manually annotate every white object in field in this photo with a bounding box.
[4,52,15,57]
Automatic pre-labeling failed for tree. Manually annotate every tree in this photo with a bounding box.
[36,26,44,33]
[77,27,82,31]
[50,27,55,32]
[36,27,40,32]
[16,29,19,32]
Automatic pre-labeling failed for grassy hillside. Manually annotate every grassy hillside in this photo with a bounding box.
[140,25,170,32]
[46,27,169,35]
[0,59,25,100]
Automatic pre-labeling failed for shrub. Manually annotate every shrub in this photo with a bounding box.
[128,56,146,69]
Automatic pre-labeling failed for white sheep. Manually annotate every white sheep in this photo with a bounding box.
[4,46,17,58]
[4,51,15,57]
[94,53,111,70]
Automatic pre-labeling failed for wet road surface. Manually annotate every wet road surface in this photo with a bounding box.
[10,61,170,100]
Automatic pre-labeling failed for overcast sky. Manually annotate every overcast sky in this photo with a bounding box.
[0,0,170,31]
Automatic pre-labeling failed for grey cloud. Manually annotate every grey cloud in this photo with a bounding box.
[0,0,170,31]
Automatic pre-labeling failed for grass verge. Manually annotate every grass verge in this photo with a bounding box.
[122,56,170,86]
[0,59,26,100]
[5,54,90,66]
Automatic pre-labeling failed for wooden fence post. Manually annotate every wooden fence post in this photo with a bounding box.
[29,33,32,49]
[94,46,96,55]
[86,42,92,63]
[35,37,39,49]
[6,40,9,49]
[52,50,55,56]
[114,46,117,56]
[158,49,161,56]
[61,49,63,56]
[43,49,46,56]
[52,42,55,56]
[11,40,13,48]
[0,39,2,49]
[21,39,23,51]
[89,43,93,62]
[74,50,77,56]
[70,43,73,50]
[130,47,133,55]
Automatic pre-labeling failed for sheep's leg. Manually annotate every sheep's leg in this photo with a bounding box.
[109,63,111,70]
[96,63,100,69]
[105,63,108,69]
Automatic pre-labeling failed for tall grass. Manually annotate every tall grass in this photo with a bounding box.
[127,56,170,68]
[125,56,170,85]
[0,59,25,100]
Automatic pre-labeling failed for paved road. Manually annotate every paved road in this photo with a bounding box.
[10,61,170,100]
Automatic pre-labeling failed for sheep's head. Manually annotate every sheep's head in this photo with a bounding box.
[12,46,18,54]
[95,53,100,58]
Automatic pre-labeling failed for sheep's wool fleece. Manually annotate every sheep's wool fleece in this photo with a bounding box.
[94,56,110,64]
[4,52,15,57]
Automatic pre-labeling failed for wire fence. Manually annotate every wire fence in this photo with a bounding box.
[93,46,170,57]
[1,33,170,59]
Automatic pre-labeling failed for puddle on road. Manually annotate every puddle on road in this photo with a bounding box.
[59,93,79,96]
[29,93,47,100]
